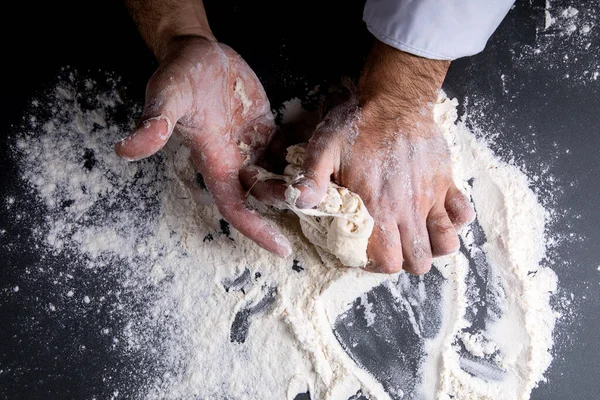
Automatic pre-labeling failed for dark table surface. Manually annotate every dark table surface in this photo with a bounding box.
[1,0,599,399]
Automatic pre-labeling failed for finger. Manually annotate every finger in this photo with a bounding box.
[291,127,340,209]
[115,69,192,161]
[192,145,292,258]
[239,166,288,208]
[364,217,403,274]
[398,214,433,275]
[114,116,174,161]
[427,205,460,257]
[445,183,476,229]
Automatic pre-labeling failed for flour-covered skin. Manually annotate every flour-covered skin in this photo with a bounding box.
[120,0,474,272]
[246,144,376,268]
[245,42,476,274]
[114,35,291,257]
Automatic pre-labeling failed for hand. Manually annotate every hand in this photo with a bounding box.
[114,35,292,257]
[244,41,475,273]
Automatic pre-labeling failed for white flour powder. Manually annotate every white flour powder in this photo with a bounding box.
[10,74,558,399]
[513,1,599,84]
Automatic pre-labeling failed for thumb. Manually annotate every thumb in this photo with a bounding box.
[114,71,191,161]
[290,128,339,209]
[114,115,174,161]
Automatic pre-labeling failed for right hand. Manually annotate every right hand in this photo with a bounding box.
[114,35,292,257]
[242,42,475,274]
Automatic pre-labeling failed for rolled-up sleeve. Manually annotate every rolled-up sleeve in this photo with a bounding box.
[363,0,514,60]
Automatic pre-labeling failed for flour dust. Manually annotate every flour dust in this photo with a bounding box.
[2,71,564,399]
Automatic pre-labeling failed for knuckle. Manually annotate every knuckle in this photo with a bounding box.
[217,200,246,221]
[429,216,455,235]
[292,181,324,209]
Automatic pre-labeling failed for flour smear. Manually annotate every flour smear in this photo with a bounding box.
[5,71,561,400]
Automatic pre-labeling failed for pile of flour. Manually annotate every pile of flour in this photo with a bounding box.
[9,73,558,399]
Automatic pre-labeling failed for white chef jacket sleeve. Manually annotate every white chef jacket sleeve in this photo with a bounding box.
[363,0,515,60]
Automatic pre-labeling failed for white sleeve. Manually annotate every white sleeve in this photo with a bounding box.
[363,0,515,60]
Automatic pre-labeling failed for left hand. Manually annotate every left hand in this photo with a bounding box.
[115,35,292,257]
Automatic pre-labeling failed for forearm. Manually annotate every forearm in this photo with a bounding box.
[125,0,215,60]
[358,40,449,125]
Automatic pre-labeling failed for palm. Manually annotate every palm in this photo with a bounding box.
[115,36,291,257]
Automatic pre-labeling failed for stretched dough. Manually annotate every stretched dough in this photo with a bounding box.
[260,144,374,268]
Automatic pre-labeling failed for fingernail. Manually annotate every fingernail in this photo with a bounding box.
[273,233,292,257]
[292,175,320,195]
[114,138,140,162]
[144,115,173,140]
[290,180,323,209]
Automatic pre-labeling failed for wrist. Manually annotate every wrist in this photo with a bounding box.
[156,21,215,62]
[129,0,216,61]
[357,40,449,119]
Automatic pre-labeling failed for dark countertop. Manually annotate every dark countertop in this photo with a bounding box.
[1,0,598,399]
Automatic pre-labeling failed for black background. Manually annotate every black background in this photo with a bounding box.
[1,0,599,399]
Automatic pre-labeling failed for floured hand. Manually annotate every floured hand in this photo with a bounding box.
[114,35,291,257]
[244,40,475,273]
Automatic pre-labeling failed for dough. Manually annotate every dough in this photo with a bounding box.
[261,144,374,268]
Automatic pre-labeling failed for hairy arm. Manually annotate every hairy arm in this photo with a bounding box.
[124,0,215,60]
[358,40,450,130]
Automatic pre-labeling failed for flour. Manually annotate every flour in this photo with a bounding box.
[460,333,496,358]
[513,0,599,84]
[253,143,375,268]
[9,73,559,399]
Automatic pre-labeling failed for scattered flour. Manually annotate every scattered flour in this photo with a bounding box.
[460,332,496,359]
[359,293,376,328]
[514,0,599,84]
[8,74,559,399]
